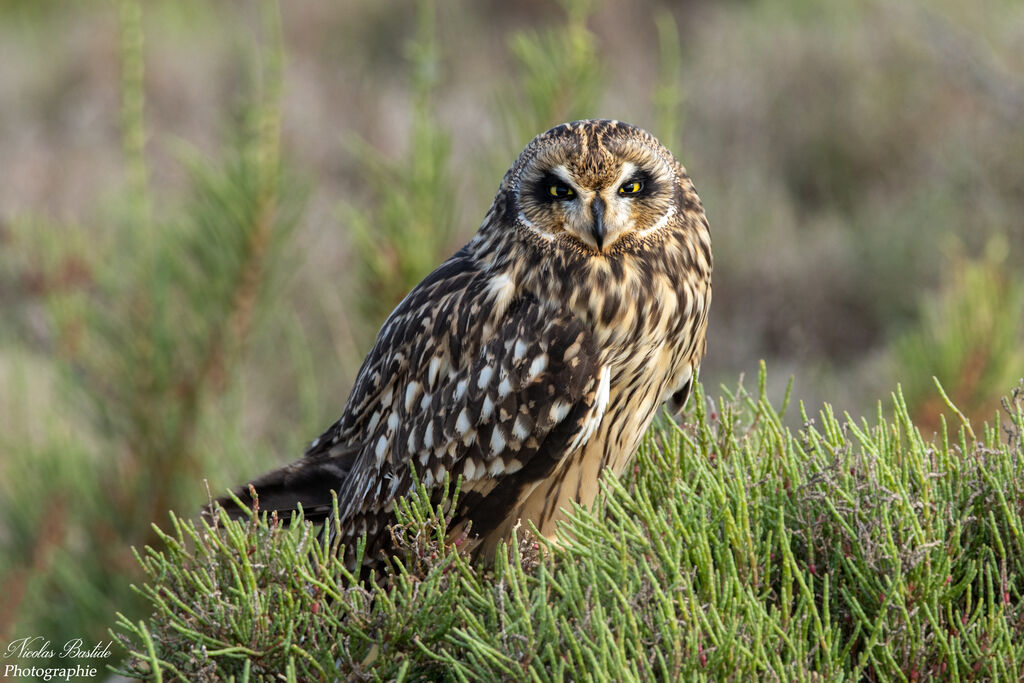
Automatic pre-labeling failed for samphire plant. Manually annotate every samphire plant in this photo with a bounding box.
[115,366,1024,681]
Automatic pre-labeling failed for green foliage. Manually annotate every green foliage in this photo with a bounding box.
[893,238,1024,432]
[651,8,685,150]
[118,0,150,230]
[116,367,1024,680]
[499,0,604,147]
[47,3,296,540]
[342,0,458,336]
[0,0,301,650]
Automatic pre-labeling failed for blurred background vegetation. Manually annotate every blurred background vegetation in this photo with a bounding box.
[1,0,1022,666]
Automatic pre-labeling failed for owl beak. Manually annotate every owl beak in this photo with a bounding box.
[590,196,607,251]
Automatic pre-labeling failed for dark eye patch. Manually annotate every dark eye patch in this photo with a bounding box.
[534,172,576,203]
[619,169,657,198]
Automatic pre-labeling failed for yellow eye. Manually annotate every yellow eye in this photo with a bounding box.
[548,184,574,199]
[619,180,643,195]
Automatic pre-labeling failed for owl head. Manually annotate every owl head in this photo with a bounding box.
[502,119,691,255]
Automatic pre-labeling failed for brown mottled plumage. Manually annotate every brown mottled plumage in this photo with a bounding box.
[210,119,712,568]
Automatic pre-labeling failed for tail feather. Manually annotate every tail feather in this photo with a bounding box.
[206,454,353,524]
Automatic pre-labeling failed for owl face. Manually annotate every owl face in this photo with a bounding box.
[512,120,678,254]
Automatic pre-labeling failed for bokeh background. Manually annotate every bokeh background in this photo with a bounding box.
[1,0,1022,663]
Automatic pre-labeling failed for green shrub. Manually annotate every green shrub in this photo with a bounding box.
[893,238,1024,433]
[498,0,604,148]
[0,0,301,649]
[341,0,459,338]
[115,366,1024,680]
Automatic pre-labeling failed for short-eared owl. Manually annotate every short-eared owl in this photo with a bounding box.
[212,119,712,567]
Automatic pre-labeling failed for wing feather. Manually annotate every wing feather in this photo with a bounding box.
[331,291,602,556]
[212,247,604,562]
